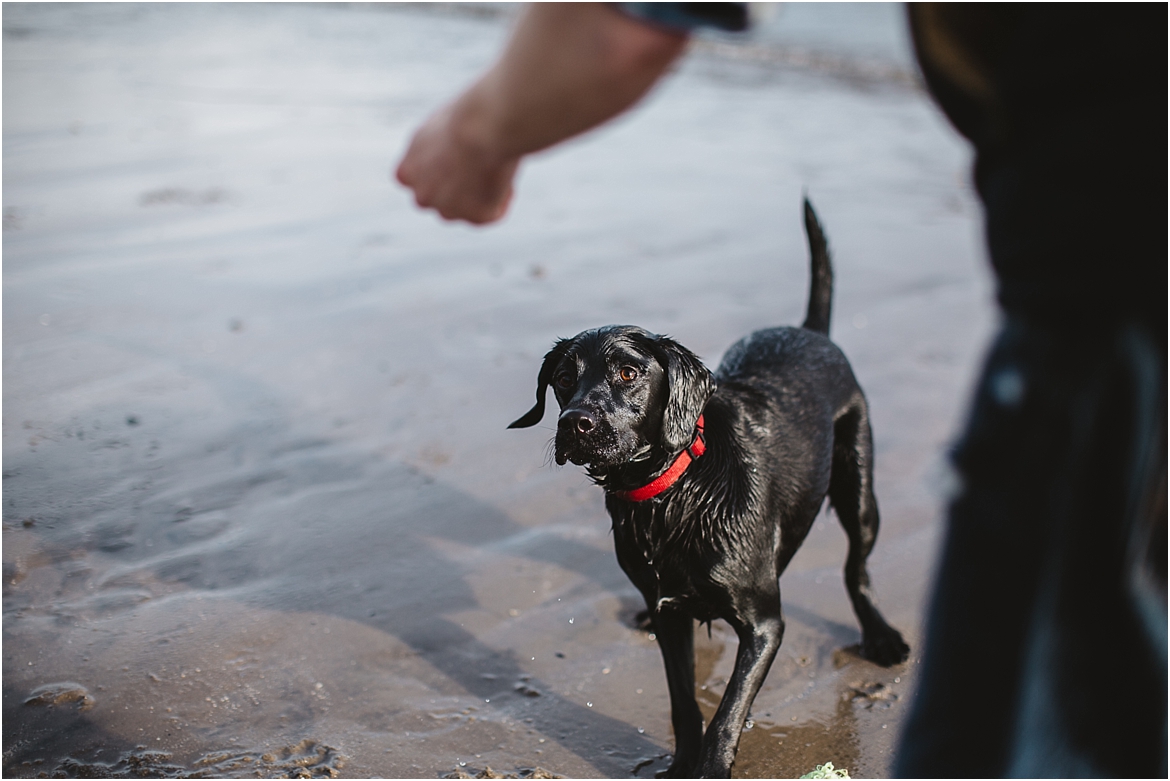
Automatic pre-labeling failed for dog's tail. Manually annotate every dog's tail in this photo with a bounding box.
[801,197,833,336]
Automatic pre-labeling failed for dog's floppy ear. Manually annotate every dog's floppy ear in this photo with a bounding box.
[508,339,573,429]
[649,336,715,453]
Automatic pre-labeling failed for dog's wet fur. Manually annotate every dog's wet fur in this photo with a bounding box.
[510,200,909,778]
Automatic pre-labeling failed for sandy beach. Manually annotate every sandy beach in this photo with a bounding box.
[3,4,994,777]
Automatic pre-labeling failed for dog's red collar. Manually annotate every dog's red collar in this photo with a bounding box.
[614,415,706,502]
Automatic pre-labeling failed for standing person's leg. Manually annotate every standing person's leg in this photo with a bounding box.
[897,315,1166,777]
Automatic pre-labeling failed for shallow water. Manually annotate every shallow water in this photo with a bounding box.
[3,4,993,778]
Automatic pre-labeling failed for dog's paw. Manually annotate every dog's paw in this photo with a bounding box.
[862,628,910,667]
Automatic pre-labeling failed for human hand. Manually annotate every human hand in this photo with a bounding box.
[394,101,519,225]
[395,5,685,226]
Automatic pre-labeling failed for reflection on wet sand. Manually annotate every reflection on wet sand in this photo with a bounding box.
[735,694,860,780]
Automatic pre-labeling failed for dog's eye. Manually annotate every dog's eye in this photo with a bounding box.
[618,366,639,382]
[555,373,575,390]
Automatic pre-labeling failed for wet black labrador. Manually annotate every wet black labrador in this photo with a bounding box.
[510,200,909,778]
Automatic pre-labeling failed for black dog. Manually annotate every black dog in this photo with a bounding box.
[510,200,909,778]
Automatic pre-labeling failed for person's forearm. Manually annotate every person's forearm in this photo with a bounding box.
[455,4,688,159]
[395,3,687,224]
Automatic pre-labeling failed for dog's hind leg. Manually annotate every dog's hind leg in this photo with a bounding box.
[651,606,704,778]
[829,402,910,666]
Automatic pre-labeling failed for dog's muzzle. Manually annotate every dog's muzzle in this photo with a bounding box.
[555,409,612,466]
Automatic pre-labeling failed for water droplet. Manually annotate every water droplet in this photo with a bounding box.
[587,702,593,707]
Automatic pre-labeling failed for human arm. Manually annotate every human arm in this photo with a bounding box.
[394,3,689,224]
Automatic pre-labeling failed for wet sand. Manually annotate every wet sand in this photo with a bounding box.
[3,4,994,778]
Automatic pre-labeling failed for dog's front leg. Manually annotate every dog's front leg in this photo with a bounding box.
[651,606,704,778]
[695,611,785,778]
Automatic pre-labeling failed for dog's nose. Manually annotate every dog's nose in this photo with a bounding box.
[559,410,596,435]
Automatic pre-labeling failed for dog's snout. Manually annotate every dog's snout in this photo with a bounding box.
[559,410,596,435]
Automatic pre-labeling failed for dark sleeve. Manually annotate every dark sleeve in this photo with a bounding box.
[613,3,749,33]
